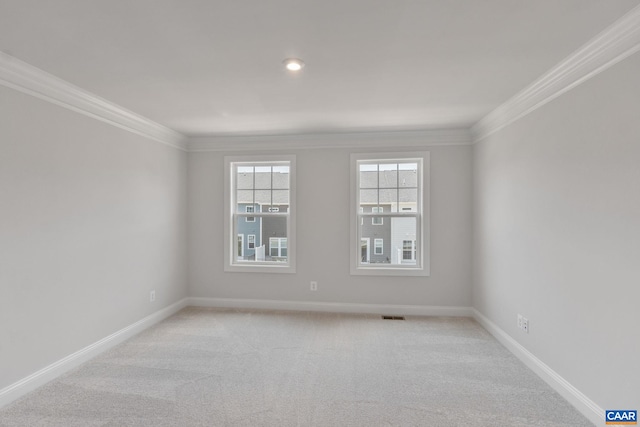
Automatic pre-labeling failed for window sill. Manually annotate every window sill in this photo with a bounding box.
[225,263,296,274]
[350,266,429,277]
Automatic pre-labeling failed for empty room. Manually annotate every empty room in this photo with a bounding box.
[1,1,639,426]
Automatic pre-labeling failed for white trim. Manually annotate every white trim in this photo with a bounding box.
[188,297,473,317]
[472,4,640,142]
[189,129,472,152]
[0,52,187,151]
[0,298,188,410]
[472,309,603,426]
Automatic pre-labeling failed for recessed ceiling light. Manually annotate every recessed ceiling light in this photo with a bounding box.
[283,58,304,72]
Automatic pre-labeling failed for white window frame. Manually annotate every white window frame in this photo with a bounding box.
[224,155,296,273]
[374,238,384,255]
[248,234,255,249]
[350,152,430,276]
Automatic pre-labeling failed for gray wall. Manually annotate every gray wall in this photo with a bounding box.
[472,52,640,409]
[188,142,472,307]
[0,86,188,390]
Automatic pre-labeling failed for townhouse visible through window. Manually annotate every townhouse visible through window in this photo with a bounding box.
[350,152,429,276]
[224,155,296,273]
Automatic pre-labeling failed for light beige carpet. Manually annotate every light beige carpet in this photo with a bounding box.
[0,307,592,426]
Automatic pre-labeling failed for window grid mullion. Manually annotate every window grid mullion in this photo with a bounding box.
[396,163,399,212]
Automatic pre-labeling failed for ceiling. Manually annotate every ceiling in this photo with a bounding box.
[0,1,638,136]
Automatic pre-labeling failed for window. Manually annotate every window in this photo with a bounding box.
[402,240,416,262]
[372,206,383,225]
[237,235,244,257]
[245,206,255,222]
[360,238,370,263]
[224,155,296,273]
[374,238,384,255]
[269,237,287,258]
[350,152,429,276]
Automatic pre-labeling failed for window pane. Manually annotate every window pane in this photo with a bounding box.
[360,189,378,207]
[378,163,397,188]
[399,164,418,188]
[264,216,287,261]
[254,166,272,189]
[392,217,417,265]
[379,188,397,205]
[272,189,289,205]
[236,190,253,205]
[235,216,287,263]
[272,167,290,189]
[399,188,417,211]
[359,166,377,189]
[359,215,417,266]
[236,167,254,189]
[235,217,260,261]
[255,189,271,205]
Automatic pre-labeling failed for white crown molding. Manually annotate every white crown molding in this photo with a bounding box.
[472,309,602,426]
[0,298,188,409]
[0,52,188,151]
[187,128,473,152]
[472,4,640,143]
[187,297,474,317]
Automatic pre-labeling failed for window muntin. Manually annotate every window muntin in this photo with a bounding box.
[225,156,295,273]
[351,152,429,276]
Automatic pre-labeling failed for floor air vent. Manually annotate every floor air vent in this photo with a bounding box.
[382,315,405,320]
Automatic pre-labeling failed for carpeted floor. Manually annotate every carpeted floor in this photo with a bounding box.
[0,307,593,426]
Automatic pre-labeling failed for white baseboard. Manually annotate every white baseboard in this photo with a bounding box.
[472,309,601,427]
[187,297,473,317]
[0,298,189,410]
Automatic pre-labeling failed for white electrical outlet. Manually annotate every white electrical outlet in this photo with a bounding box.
[517,314,523,329]
[310,281,318,291]
[522,317,529,333]
[150,290,156,302]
